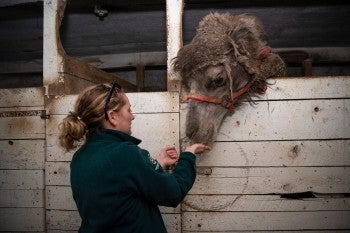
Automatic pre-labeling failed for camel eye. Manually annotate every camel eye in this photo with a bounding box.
[212,77,226,87]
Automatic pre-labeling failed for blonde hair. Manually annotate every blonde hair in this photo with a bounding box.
[59,83,125,151]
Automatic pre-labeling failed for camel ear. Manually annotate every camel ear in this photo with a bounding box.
[228,15,267,74]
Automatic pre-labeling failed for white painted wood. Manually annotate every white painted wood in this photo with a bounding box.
[0,170,44,189]
[198,140,350,167]
[264,76,350,100]
[46,186,180,213]
[166,0,184,82]
[45,164,350,194]
[182,194,350,212]
[0,139,45,169]
[182,211,350,231]
[0,190,44,208]
[184,231,350,233]
[46,92,179,115]
[162,214,181,233]
[0,87,44,107]
[47,112,179,161]
[217,99,350,141]
[132,113,180,157]
[190,167,350,194]
[46,210,80,231]
[0,208,44,231]
[47,210,180,232]
[46,162,70,186]
[0,112,46,139]
[43,0,65,94]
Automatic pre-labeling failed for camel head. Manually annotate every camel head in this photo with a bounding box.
[174,13,286,145]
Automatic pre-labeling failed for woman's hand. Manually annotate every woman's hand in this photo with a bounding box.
[185,143,211,155]
[156,146,179,169]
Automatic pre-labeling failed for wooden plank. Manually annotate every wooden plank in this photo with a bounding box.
[182,211,350,231]
[217,99,350,141]
[46,186,180,213]
[63,55,136,93]
[46,210,80,231]
[162,214,181,233]
[47,112,179,161]
[46,162,70,186]
[198,140,350,167]
[0,108,45,139]
[0,208,44,231]
[166,0,183,91]
[0,170,44,189]
[182,194,350,212]
[264,76,350,100]
[46,163,350,194]
[47,210,180,232]
[189,167,350,195]
[0,87,44,107]
[45,92,179,115]
[0,190,44,208]
[43,0,65,93]
[184,231,350,233]
[0,139,45,169]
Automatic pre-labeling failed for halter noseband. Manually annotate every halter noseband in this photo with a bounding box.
[181,46,271,111]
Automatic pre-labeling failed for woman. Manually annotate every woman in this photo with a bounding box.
[59,83,210,233]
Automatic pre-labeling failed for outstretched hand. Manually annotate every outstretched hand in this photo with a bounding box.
[185,143,211,155]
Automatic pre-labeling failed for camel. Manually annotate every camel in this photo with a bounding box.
[174,12,286,145]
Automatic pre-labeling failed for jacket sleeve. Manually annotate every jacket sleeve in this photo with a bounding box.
[118,143,196,207]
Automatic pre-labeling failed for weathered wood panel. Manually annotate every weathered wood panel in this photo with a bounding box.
[45,162,349,194]
[179,76,350,232]
[217,99,349,141]
[182,211,350,231]
[198,140,350,167]
[46,92,179,115]
[0,87,45,107]
[182,194,350,212]
[0,190,44,208]
[264,76,350,100]
[190,167,349,195]
[46,185,180,213]
[0,139,45,169]
[0,107,46,139]
[46,209,180,233]
[0,87,45,233]
[0,170,44,189]
[0,208,45,231]
[185,231,350,233]
[47,112,179,161]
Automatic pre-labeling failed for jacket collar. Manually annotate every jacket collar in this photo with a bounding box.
[87,128,142,145]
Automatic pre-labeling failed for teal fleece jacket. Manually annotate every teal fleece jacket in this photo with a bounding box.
[70,129,196,233]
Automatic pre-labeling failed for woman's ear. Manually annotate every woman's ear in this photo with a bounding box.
[106,110,119,127]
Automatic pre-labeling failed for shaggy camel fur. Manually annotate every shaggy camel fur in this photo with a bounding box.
[174,13,286,145]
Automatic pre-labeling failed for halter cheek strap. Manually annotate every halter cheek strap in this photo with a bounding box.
[181,79,255,111]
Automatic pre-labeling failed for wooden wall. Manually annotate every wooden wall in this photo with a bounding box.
[0,87,46,231]
[0,76,349,232]
[180,76,350,232]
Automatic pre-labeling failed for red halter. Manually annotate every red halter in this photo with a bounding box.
[181,79,255,111]
[181,46,271,111]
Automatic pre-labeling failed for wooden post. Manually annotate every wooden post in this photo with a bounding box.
[136,64,145,92]
[43,0,67,96]
[166,0,184,92]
